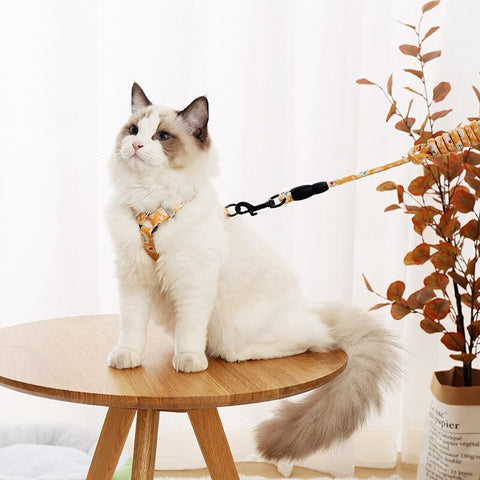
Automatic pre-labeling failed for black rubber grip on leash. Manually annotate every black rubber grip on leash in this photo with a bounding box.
[290,182,329,201]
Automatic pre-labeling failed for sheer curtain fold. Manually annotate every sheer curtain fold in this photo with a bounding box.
[1,0,479,476]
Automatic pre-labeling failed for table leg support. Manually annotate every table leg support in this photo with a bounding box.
[86,407,135,480]
[188,408,240,480]
[131,409,160,480]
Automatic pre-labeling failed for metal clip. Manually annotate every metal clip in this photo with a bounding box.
[224,194,286,217]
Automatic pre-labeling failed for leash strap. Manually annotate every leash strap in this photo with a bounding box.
[225,119,480,217]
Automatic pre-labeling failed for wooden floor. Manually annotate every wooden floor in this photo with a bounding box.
[154,459,417,478]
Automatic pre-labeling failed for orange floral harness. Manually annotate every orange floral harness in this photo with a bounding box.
[132,204,185,261]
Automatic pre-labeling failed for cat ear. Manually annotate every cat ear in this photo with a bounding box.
[131,82,152,114]
[178,96,209,140]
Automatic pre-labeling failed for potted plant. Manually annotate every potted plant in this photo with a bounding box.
[357,1,480,477]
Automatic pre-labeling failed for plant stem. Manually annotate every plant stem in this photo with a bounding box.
[452,281,472,386]
[377,85,417,142]
[416,15,436,133]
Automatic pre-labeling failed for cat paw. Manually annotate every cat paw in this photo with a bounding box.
[173,352,208,373]
[108,346,143,369]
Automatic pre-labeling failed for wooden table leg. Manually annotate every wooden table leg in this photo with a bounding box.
[87,407,135,480]
[131,409,160,480]
[188,408,240,480]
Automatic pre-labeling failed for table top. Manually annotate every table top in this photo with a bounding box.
[0,315,347,410]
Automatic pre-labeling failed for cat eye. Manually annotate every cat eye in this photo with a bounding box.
[128,125,138,135]
[156,131,171,141]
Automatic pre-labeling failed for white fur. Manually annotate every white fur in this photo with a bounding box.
[107,96,400,459]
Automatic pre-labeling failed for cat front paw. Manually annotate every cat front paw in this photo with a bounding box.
[108,346,143,369]
[173,352,208,373]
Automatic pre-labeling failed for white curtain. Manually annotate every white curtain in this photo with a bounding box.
[1,0,479,476]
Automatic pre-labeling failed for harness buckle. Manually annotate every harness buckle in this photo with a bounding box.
[164,207,175,218]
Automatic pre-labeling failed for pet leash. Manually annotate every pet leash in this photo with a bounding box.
[224,119,480,217]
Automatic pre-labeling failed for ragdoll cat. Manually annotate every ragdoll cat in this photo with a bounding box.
[107,82,400,461]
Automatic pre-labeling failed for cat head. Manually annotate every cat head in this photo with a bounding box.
[114,83,213,175]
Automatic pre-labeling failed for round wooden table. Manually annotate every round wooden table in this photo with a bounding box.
[0,315,347,480]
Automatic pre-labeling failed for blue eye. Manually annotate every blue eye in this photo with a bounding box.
[156,131,171,141]
[129,125,138,135]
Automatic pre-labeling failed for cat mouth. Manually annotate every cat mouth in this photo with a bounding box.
[130,152,145,162]
[126,153,146,169]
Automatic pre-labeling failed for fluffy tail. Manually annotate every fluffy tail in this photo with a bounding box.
[255,303,401,461]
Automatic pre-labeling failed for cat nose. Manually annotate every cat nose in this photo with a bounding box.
[132,142,143,151]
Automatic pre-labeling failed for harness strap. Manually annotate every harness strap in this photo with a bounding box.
[132,203,185,261]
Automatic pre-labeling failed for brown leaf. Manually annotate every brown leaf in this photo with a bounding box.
[423,26,440,41]
[424,272,449,292]
[408,176,432,196]
[369,302,390,311]
[424,298,451,320]
[448,271,469,290]
[441,332,465,351]
[446,152,464,181]
[356,78,376,85]
[416,116,430,137]
[436,208,459,238]
[450,353,476,364]
[399,44,419,57]
[404,86,423,97]
[459,219,480,241]
[387,74,393,96]
[421,50,441,63]
[411,243,431,264]
[404,68,423,80]
[397,185,405,204]
[362,274,374,292]
[404,251,415,265]
[377,181,398,191]
[406,99,414,118]
[452,187,476,213]
[473,85,480,103]
[391,302,411,320]
[407,287,435,309]
[431,109,452,121]
[433,241,461,256]
[405,205,421,214]
[420,318,444,334]
[387,281,406,302]
[433,82,451,103]
[440,217,460,239]
[399,21,417,31]
[465,160,480,172]
[468,321,480,341]
[384,204,401,212]
[431,155,449,175]
[386,101,397,122]
[461,293,476,309]
[411,208,437,235]
[466,258,476,276]
[422,0,440,13]
[395,117,416,133]
[464,150,480,166]
[431,250,456,271]
[465,172,480,194]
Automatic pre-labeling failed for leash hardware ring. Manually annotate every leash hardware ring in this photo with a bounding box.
[268,193,287,209]
[224,203,239,217]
